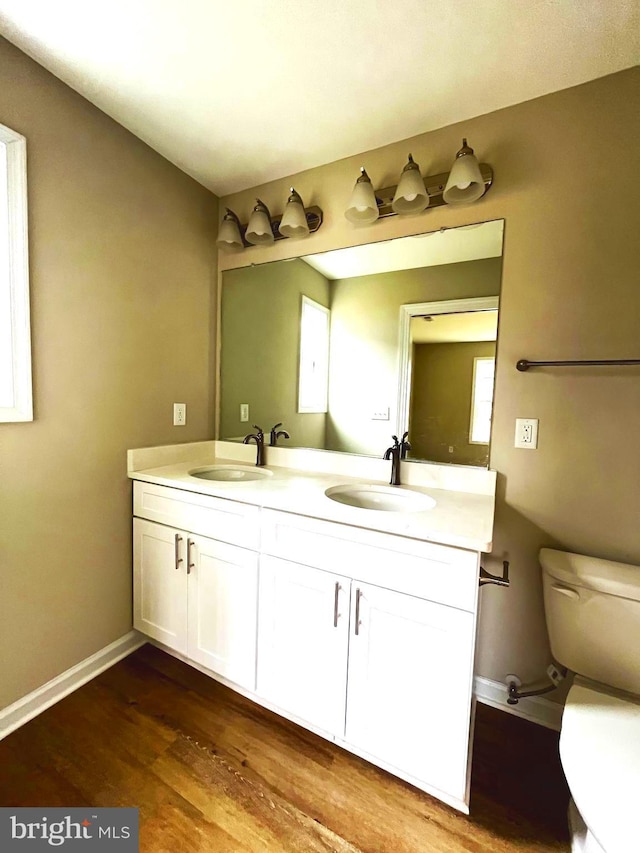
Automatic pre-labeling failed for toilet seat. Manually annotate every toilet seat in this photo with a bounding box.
[560,679,640,853]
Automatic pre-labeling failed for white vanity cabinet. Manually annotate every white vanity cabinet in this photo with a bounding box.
[131,479,484,812]
[258,509,480,808]
[133,482,260,690]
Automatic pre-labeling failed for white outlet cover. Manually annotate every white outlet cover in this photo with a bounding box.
[173,402,186,426]
[372,407,390,421]
[515,417,538,449]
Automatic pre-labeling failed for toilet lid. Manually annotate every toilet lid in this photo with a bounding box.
[560,680,640,853]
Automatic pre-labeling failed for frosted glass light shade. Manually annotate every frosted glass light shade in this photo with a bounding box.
[216,208,244,253]
[345,167,379,225]
[392,154,429,215]
[443,139,485,205]
[279,188,310,239]
[245,199,275,245]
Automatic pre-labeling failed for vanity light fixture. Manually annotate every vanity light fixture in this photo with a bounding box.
[345,167,379,225]
[278,188,310,239]
[344,141,492,226]
[245,198,275,245]
[216,208,244,253]
[442,139,486,205]
[392,154,429,215]
[216,197,323,253]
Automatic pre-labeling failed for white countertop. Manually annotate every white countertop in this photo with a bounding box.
[128,450,496,553]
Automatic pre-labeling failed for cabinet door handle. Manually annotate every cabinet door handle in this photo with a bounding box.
[174,534,183,570]
[333,582,340,627]
[354,587,361,636]
[187,538,195,575]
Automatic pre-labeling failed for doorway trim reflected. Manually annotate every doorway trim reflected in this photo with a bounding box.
[396,296,500,443]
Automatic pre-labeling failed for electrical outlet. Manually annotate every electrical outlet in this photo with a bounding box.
[173,403,186,426]
[240,403,249,422]
[515,417,538,449]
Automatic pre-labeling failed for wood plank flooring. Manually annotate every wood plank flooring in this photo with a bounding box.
[0,645,570,851]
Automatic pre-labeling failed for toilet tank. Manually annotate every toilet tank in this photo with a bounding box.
[540,548,640,696]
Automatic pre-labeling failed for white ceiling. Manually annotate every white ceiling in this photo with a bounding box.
[0,1,638,196]
[410,310,498,344]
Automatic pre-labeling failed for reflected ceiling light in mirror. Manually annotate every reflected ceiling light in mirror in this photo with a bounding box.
[345,167,379,225]
[278,188,310,239]
[443,139,486,205]
[392,154,429,215]
[245,199,275,245]
[216,208,244,253]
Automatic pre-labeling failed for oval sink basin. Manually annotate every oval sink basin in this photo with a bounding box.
[325,484,436,512]
[189,465,273,482]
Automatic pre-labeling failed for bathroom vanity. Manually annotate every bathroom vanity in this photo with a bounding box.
[128,440,496,813]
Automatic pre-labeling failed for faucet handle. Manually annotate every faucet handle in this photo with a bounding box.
[251,424,264,436]
[270,422,283,432]
[391,434,400,446]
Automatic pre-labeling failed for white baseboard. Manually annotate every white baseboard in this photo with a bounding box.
[0,630,147,741]
[474,675,564,731]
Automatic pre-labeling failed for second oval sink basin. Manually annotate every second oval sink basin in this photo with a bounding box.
[189,465,273,482]
[325,484,436,512]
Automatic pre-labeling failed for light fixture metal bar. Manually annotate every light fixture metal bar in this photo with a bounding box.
[375,163,493,218]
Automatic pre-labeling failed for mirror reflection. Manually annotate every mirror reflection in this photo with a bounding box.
[219,219,504,467]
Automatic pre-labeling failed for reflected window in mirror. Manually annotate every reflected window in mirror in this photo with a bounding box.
[219,219,504,468]
[298,296,330,414]
[470,357,495,445]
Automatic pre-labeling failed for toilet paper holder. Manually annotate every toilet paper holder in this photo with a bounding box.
[479,560,510,587]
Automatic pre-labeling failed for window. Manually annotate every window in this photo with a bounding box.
[469,357,495,444]
[0,123,32,422]
[298,296,330,413]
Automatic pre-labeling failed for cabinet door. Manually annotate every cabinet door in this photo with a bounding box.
[257,556,350,737]
[133,518,187,654]
[345,583,475,804]
[187,535,259,690]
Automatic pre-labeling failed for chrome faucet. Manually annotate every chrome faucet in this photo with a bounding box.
[399,431,411,459]
[243,425,265,466]
[383,432,411,485]
[269,422,290,446]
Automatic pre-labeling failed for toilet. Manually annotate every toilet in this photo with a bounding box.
[540,548,640,853]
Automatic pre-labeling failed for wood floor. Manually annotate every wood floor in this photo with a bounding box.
[0,645,570,852]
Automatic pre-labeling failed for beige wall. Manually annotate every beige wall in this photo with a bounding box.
[326,258,502,455]
[410,341,496,465]
[219,68,640,692]
[0,38,218,709]
[220,259,329,447]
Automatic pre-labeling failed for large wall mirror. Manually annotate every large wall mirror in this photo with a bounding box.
[219,218,504,468]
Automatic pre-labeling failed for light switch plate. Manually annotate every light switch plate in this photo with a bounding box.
[372,406,390,421]
[515,418,538,449]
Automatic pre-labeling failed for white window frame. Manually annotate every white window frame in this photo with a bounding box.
[0,123,32,422]
[469,356,495,444]
[297,295,330,414]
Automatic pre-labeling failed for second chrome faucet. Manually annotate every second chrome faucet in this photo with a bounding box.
[244,422,291,466]
[383,432,411,485]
